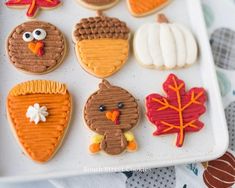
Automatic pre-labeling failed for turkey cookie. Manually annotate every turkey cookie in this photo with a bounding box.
[146,74,207,147]
[5,0,61,18]
[84,80,140,155]
[127,0,172,17]
[7,80,72,163]
[77,0,119,10]
[7,21,66,74]
[73,14,130,78]
[134,14,198,69]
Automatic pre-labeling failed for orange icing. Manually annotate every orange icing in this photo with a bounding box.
[127,140,137,151]
[7,81,71,163]
[77,39,129,78]
[89,143,101,153]
[129,0,169,16]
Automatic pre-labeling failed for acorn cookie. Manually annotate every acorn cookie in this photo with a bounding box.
[77,0,119,10]
[7,21,66,74]
[73,14,130,78]
[84,80,140,155]
[127,0,172,17]
[7,80,72,163]
[134,14,198,69]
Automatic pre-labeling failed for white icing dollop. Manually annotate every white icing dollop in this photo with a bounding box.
[26,103,49,125]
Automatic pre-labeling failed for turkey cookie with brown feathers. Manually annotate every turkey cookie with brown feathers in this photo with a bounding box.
[84,80,140,155]
[7,21,67,74]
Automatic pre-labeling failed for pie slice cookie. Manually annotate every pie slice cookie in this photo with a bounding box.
[77,0,119,10]
[7,80,72,163]
[127,0,172,17]
[73,15,130,78]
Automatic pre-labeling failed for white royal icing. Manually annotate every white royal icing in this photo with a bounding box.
[134,22,198,69]
[26,103,49,124]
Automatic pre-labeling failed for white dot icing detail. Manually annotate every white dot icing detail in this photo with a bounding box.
[22,32,34,42]
[26,103,49,125]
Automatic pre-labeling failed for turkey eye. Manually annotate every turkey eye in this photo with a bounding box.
[99,105,106,112]
[33,28,47,40]
[22,32,33,42]
[117,102,124,109]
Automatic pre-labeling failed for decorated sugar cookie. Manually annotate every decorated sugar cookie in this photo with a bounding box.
[73,13,130,78]
[5,0,61,18]
[203,151,235,188]
[127,0,172,17]
[146,74,207,147]
[134,14,198,69]
[7,21,66,74]
[84,80,140,155]
[7,80,72,163]
[77,0,119,10]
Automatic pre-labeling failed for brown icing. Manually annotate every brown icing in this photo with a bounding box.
[73,16,130,42]
[7,80,72,163]
[203,151,235,188]
[82,0,116,6]
[84,80,139,155]
[7,21,66,74]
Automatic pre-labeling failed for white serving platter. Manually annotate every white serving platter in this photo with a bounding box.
[0,0,229,182]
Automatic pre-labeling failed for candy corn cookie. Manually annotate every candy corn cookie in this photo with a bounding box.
[84,80,140,155]
[7,21,67,74]
[72,15,130,78]
[7,80,72,163]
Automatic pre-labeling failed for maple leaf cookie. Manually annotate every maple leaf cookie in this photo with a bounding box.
[5,0,61,18]
[77,0,119,10]
[7,80,72,163]
[134,14,198,69]
[127,0,172,17]
[7,21,67,74]
[146,74,207,147]
[84,80,140,155]
[72,15,130,78]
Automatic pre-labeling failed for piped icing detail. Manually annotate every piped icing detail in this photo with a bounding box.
[26,103,49,124]
[146,74,207,147]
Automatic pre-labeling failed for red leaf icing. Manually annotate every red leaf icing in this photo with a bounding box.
[5,0,61,17]
[146,74,207,147]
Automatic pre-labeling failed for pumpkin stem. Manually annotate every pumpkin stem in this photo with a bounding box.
[157,14,169,23]
[97,10,104,17]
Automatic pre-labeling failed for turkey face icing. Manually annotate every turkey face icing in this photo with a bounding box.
[134,14,198,69]
[7,21,66,74]
[23,28,47,57]
[84,80,140,155]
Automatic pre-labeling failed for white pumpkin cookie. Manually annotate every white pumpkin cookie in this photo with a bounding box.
[134,14,198,69]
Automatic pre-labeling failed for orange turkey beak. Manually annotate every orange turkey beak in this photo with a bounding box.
[105,110,120,125]
[28,41,45,56]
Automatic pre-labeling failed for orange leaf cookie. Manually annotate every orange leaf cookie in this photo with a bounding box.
[7,21,67,74]
[77,0,119,10]
[7,80,72,163]
[84,80,140,155]
[127,0,172,17]
[73,15,130,78]
[146,74,207,147]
